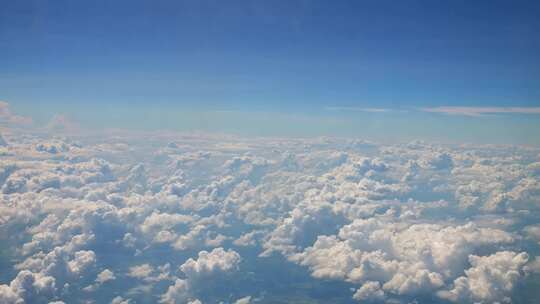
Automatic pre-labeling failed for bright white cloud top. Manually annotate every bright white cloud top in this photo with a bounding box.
[0,124,539,304]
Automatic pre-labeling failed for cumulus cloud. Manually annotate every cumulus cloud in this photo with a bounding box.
[180,248,241,281]
[128,263,171,283]
[291,218,518,300]
[67,250,96,275]
[96,269,116,284]
[128,264,154,279]
[438,251,529,303]
[353,281,385,302]
[1,130,539,303]
[159,247,241,303]
[83,268,116,292]
[160,279,192,304]
[0,270,56,303]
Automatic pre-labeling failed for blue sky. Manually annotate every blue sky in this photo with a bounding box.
[1,0,540,143]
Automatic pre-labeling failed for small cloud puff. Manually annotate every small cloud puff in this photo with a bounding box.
[96,269,116,284]
[180,248,241,280]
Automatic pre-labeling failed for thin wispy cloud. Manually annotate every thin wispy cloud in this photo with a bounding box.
[421,106,540,116]
[325,106,392,113]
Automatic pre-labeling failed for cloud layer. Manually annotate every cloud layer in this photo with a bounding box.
[0,127,539,303]
[421,106,540,116]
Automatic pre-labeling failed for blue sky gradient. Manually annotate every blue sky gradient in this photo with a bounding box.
[1,0,539,143]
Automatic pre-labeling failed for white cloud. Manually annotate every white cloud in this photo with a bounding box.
[180,248,241,281]
[524,256,540,274]
[0,284,19,304]
[291,219,517,299]
[160,247,242,303]
[325,106,392,113]
[67,250,96,275]
[1,130,539,303]
[438,251,529,303]
[524,225,540,244]
[96,269,116,284]
[128,263,171,283]
[233,230,265,247]
[0,270,56,304]
[233,296,251,304]
[422,106,540,116]
[353,281,385,302]
[111,296,131,304]
[128,264,154,279]
[160,279,191,304]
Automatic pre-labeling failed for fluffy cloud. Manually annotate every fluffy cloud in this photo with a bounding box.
[291,218,518,300]
[0,270,56,303]
[353,281,385,302]
[67,250,96,275]
[524,224,540,244]
[111,296,131,304]
[524,256,540,274]
[1,130,539,303]
[128,263,171,283]
[95,269,116,284]
[83,268,116,292]
[160,248,241,303]
[438,251,529,303]
[180,248,241,281]
[160,279,191,304]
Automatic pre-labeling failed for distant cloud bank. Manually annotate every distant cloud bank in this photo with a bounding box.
[421,106,540,116]
[0,123,539,303]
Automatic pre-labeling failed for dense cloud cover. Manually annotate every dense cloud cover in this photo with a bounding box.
[0,127,539,303]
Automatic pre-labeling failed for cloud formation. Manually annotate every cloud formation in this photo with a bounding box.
[325,106,392,113]
[0,128,539,303]
[421,106,540,116]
